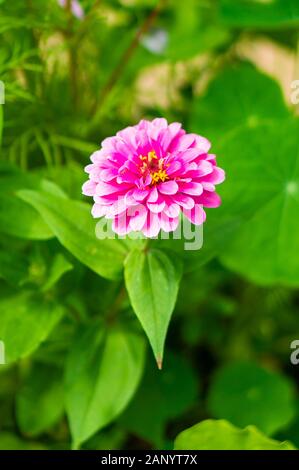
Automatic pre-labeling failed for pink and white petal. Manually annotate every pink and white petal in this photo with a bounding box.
[160,213,179,233]
[124,190,138,206]
[158,180,179,195]
[170,133,195,153]
[101,168,118,182]
[96,182,126,197]
[133,188,149,202]
[105,198,128,217]
[183,205,206,225]
[192,135,211,153]
[152,117,168,128]
[128,205,148,231]
[202,182,215,191]
[91,203,107,218]
[112,212,131,236]
[199,191,222,208]
[167,160,182,176]
[172,194,195,210]
[147,199,165,213]
[164,202,180,218]
[141,212,161,238]
[180,148,202,163]
[82,180,97,196]
[90,150,106,163]
[179,182,203,196]
[147,186,159,203]
[204,167,225,184]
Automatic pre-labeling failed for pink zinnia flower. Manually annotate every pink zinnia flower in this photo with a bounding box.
[82,119,225,237]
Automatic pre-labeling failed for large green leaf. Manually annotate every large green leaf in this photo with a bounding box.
[120,351,198,447]
[16,363,64,436]
[0,433,47,450]
[0,248,29,286]
[18,189,128,280]
[124,248,182,367]
[191,63,299,285]
[174,419,296,450]
[218,120,299,285]
[65,323,145,448]
[220,0,299,29]
[190,62,289,144]
[0,105,3,150]
[166,0,229,61]
[0,291,64,363]
[0,174,54,240]
[207,361,296,436]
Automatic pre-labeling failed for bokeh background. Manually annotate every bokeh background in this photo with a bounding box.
[0,0,299,450]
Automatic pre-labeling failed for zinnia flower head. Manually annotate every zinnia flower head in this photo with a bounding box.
[82,118,225,237]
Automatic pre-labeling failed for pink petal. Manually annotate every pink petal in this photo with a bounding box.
[133,188,149,201]
[82,180,97,196]
[112,212,131,236]
[128,205,147,231]
[199,191,222,208]
[147,198,165,213]
[164,203,180,218]
[160,213,179,233]
[91,203,107,218]
[141,212,161,238]
[179,182,203,196]
[158,180,179,195]
[147,187,159,203]
[183,205,206,225]
[172,194,195,209]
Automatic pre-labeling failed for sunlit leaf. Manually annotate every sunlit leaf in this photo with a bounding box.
[207,361,296,436]
[124,248,182,367]
[174,419,296,450]
[65,323,145,448]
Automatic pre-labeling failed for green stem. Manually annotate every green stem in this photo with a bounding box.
[93,0,167,116]
[66,0,78,108]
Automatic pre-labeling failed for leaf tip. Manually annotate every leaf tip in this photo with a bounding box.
[156,357,163,370]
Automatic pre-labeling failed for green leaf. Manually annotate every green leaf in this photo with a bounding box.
[166,0,229,61]
[18,189,129,280]
[0,105,3,150]
[0,432,47,450]
[174,419,296,450]
[0,248,29,286]
[41,253,73,292]
[16,364,64,436]
[120,351,198,447]
[65,324,145,448]
[207,361,296,436]
[219,119,299,285]
[191,63,299,285]
[190,62,289,144]
[220,0,299,29]
[0,174,54,240]
[0,291,64,363]
[124,248,182,367]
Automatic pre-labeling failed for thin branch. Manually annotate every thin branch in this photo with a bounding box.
[97,0,167,109]
[66,0,78,108]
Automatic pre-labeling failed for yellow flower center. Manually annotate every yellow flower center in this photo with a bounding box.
[139,150,169,185]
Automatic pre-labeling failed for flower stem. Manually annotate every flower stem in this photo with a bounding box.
[95,0,167,111]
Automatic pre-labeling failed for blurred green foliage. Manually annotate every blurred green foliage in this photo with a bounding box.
[0,0,299,450]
